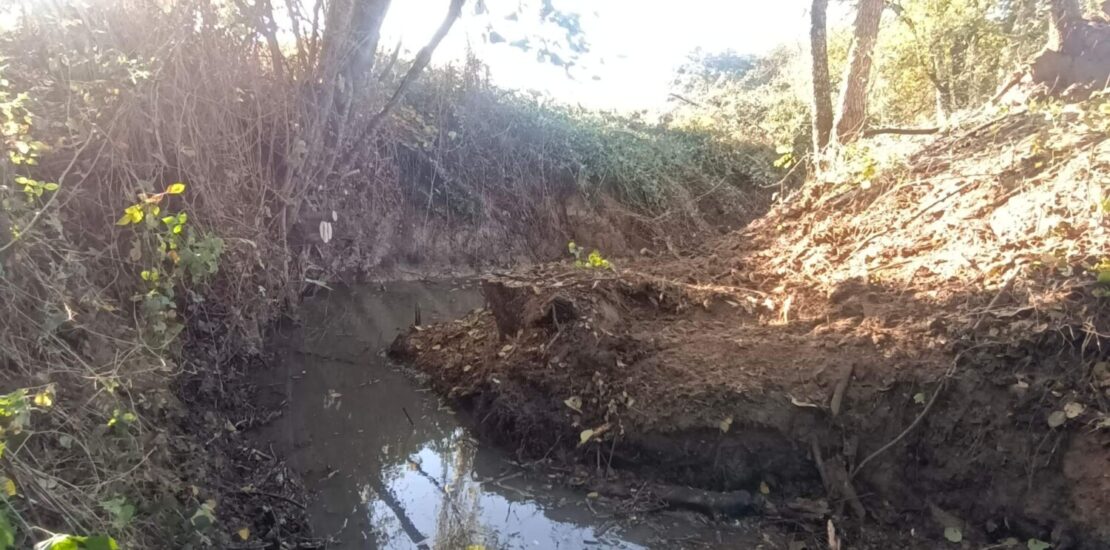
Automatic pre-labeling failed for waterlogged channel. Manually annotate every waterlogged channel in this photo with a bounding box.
[253,281,664,549]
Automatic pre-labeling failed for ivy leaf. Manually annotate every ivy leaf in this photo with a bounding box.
[82,536,119,550]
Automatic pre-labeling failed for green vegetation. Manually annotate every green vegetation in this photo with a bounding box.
[0,0,1105,547]
[567,241,612,270]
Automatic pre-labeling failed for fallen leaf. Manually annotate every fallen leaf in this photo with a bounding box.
[1027,538,1051,550]
[789,395,820,408]
[944,527,962,543]
[1047,410,1067,428]
[564,396,583,413]
[718,416,733,433]
[759,481,770,495]
[577,423,610,447]
[237,528,249,541]
[1063,402,1085,419]
[586,492,599,499]
[578,429,595,446]
[913,392,926,405]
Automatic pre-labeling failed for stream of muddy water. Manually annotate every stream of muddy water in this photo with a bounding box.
[254,281,686,549]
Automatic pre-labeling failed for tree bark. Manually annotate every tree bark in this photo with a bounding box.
[1030,0,1110,93]
[834,0,885,144]
[810,0,834,152]
[1048,0,1083,51]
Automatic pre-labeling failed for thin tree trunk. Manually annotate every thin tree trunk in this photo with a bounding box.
[834,0,885,144]
[1047,0,1083,51]
[346,0,393,91]
[345,0,465,157]
[810,0,834,152]
[1030,0,1110,92]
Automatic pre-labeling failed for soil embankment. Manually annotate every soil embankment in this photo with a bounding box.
[394,106,1110,548]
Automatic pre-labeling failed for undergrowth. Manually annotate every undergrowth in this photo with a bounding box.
[0,1,774,548]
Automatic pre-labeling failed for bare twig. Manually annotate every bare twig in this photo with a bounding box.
[0,134,97,255]
[346,0,466,154]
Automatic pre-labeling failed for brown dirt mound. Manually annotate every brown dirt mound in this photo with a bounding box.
[392,103,1109,548]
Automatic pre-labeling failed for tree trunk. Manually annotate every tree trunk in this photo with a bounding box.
[810,0,834,152]
[834,0,885,144]
[1048,0,1083,51]
[346,0,392,91]
[1030,0,1110,93]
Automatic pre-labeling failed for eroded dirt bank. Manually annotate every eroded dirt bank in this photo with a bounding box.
[392,109,1110,549]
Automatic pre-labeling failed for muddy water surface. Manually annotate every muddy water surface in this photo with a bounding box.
[256,281,658,549]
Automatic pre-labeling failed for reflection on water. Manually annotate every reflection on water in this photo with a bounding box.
[255,281,646,549]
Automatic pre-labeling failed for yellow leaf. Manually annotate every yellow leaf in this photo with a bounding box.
[577,423,610,447]
[2,477,16,497]
[33,390,53,408]
[166,182,186,195]
[466,546,486,550]
[237,527,249,541]
[116,214,133,226]
[578,429,595,446]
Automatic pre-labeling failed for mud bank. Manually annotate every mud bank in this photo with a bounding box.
[392,267,1109,549]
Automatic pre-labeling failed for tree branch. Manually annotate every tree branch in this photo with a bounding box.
[863,127,941,137]
[348,0,465,153]
[667,92,702,107]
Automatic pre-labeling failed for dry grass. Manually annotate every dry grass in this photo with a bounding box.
[0,1,774,547]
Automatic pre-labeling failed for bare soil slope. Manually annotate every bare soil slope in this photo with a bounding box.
[394,104,1109,548]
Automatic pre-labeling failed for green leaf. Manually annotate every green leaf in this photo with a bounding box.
[82,536,119,550]
[0,506,14,550]
[42,183,58,191]
[39,535,79,550]
[100,496,135,529]
[166,182,186,195]
[1027,539,1051,550]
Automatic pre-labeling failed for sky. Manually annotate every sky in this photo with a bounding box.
[0,0,845,112]
[383,0,846,112]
